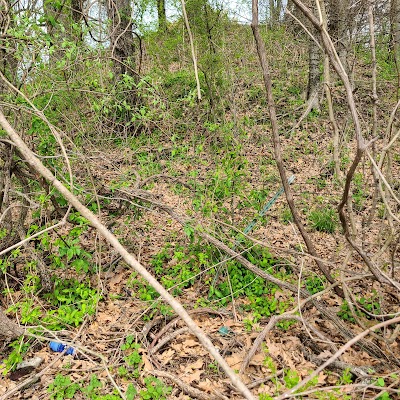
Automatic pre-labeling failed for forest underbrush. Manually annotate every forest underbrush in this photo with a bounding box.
[1,10,400,400]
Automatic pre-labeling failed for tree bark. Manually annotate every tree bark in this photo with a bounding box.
[268,0,282,28]
[391,0,400,60]
[328,0,349,73]
[43,0,84,62]
[157,0,167,32]
[0,1,18,90]
[43,0,83,39]
[0,308,23,338]
[106,0,135,77]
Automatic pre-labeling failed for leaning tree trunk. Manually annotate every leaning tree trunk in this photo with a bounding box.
[0,308,23,338]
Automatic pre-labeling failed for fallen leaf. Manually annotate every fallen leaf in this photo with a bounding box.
[142,355,153,372]
[186,359,203,369]
[198,378,213,392]
[182,369,202,383]
[226,353,243,368]
[250,352,265,366]
[159,348,175,364]
[183,339,198,347]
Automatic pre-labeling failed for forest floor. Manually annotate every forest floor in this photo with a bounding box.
[1,21,400,399]
[2,103,400,400]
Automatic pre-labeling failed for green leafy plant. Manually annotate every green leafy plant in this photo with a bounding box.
[338,293,381,323]
[337,301,362,323]
[283,369,300,388]
[7,298,42,325]
[305,274,325,294]
[51,215,92,273]
[339,368,353,385]
[352,173,368,211]
[139,377,172,400]
[308,207,337,233]
[259,394,274,400]
[43,279,100,329]
[280,207,293,224]
[119,335,143,379]
[48,373,127,400]
[48,374,80,400]
[0,338,31,374]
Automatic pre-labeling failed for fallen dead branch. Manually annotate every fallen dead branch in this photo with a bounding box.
[276,315,400,400]
[0,109,256,400]
[240,314,337,374]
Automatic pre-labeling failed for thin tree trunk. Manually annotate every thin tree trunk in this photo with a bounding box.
[106,0,138,130]
[181,0,202,101]
[328,0,349,73]
[157,0,167,32]
[319,0,341,178]
[43,0,84,60]
[251,0,342,297]
[307,30,321,110]
[391,0,400,98]
[71,0,84,41]
[0,1,17,89]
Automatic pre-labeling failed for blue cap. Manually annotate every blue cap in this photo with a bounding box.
[49,341,75,355]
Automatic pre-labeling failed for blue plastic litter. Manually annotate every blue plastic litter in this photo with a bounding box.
[218,326,234,336]
[49,341,75,355]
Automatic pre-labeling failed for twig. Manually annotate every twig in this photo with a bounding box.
[247,370,284,389]
[150,327,189,355]
[275,315,400,400]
